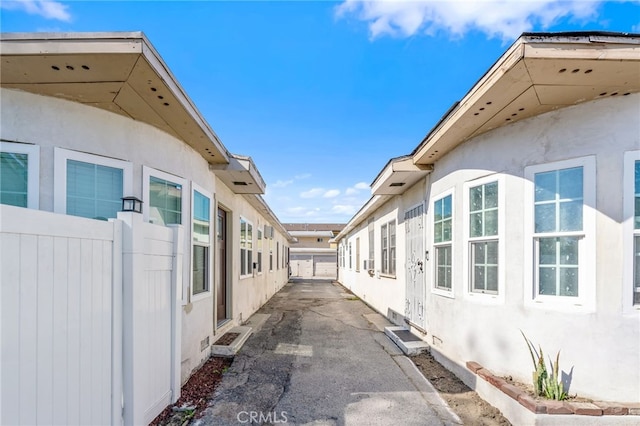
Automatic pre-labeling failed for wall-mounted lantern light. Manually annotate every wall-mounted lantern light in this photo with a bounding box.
[121,196,143,214]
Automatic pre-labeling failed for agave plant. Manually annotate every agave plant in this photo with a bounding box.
[521,331,568,401]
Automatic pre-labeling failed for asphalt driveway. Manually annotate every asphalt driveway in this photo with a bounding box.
[194,279,460,426]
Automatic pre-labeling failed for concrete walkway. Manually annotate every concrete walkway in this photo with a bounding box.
[194,279,461,426]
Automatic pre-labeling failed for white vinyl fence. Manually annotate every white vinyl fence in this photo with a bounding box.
[0,205,182,426]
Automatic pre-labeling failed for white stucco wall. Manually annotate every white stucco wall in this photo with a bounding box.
[338,181,426,323]
[337,94,640,402]
[1,88,291,385]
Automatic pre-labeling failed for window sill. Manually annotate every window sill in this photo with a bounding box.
[466,292,504,304]
[379,273,396,279]
[191,290,212,303]
[432,287,455,299]
[526,297,594,313]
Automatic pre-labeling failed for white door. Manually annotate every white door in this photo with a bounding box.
[405,203,426,330]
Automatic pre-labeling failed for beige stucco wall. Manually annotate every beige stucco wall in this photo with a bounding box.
[1,88,290,385]
[338,180,426,321]
[293,236,332,248]
[338,94,640,402]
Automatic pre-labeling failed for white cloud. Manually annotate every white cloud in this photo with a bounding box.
[336,0,601,41]
[323,189,341,198]
[2,0,72,22]
[332,205,358,215]
[271,179,294,188]
[346,181,370,195]
[300,188,325,199]
[295,173,312,180]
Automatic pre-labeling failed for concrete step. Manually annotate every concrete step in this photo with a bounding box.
[384,326,429,356]
[211,326,252,357]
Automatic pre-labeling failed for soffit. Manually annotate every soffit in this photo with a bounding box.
[210,155,266,194]
[371,156,432,195]
[413,36,640,165]
[0,33,229,164]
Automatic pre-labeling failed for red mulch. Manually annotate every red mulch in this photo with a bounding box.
[150,356,233,426]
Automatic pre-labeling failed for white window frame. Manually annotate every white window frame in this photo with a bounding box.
[380,219,397,277]
[524,156,596,312]
[257,228,263,274]
[431,189,455,298]
[269,237,274,272]
[240,217,254,278]
[54,147,133,218]
[0,141,40,209]
[282,244,287,269]
[142,166,187,226]
[623,150,640,313]
[348,242,352,269]
[367,218,375,271]
[463,175,505,303]
[356,237,361,272]
[190,183,213,302]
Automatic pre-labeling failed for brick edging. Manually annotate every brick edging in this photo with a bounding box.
[466,361,640,416]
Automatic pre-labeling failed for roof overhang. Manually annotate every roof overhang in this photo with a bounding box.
[210,154,266,194]
[0,32,230,164]
[371,155,432,195]
[290,248,337,254]
[330,194,392,243]
[413,32,640,165]
[289,230,335,238]
[243,194,295,243]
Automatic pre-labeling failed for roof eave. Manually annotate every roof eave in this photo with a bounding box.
[0,31,231,165]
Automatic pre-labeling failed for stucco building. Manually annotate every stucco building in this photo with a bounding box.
[284,223,344,279]
[0,32,293,425]
[333,32,640,411]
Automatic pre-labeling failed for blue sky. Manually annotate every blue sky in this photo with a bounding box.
[2,1,639,223]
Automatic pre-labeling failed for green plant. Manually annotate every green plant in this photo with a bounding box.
[521,331,568,401]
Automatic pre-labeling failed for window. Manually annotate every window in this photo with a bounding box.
[635,160,640,305]
[0,142,39,208]
[469,181,499,294]
[54,148,132,220]
[367,218,375,270]
[534,167,583,297]
[240,218,253,276]
[192,188,211,295]
[626,152,640,307]
[276,242,280,270]
[266,224,274,271]
[381,220,396,275]
[257,228,263,273]
[525,157,595,308]
[284,246,289,271]
[317,238,324,243]
[434,194,453,290]
[355,238,361,272]
[348,242,352,269]
[143,167,184,226]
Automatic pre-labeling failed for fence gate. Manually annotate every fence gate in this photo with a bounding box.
[0,205,121,426]
[405,203,426,330]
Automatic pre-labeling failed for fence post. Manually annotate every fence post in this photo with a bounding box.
[168,224,184,403]
[110,218,124,425]
[118,211,145,426]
